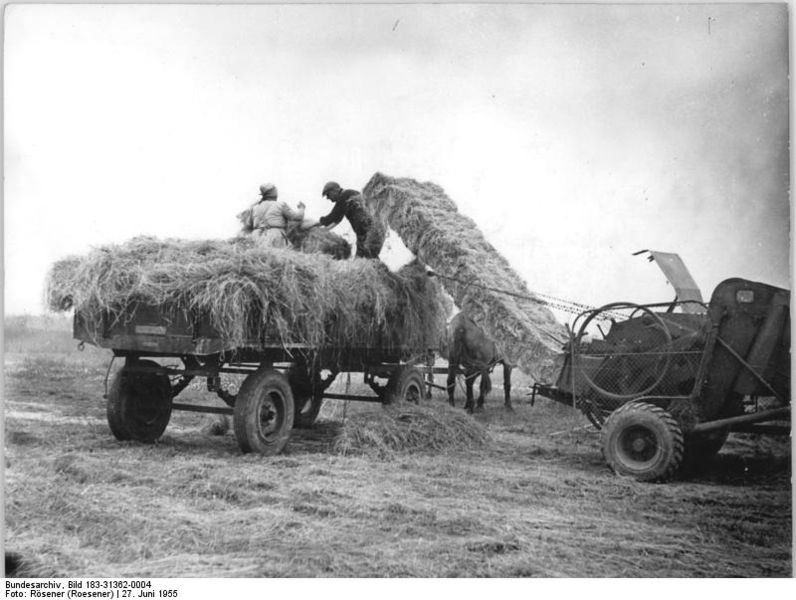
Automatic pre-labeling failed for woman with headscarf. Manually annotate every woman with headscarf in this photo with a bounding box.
[242,183,306,249]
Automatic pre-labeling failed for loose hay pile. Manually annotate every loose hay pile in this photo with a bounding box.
[45,236,446,352]
[333,403,490,459]
[362,173,567,381]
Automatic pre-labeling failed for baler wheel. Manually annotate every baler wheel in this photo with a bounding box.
[601,401,684,482]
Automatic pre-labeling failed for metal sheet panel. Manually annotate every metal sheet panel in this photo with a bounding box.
[647,251,705,314]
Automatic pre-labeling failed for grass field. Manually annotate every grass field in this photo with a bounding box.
[2,317,792,578]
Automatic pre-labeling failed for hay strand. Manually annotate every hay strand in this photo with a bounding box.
[362,173,567,381]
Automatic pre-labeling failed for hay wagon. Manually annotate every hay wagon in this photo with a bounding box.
[74,303,431,456]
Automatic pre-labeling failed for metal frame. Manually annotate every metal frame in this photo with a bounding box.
[535,295,790,435]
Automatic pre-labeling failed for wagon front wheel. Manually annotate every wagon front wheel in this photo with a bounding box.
[107,359,172,442]
[233,368,294,455]
[601,401,684,482]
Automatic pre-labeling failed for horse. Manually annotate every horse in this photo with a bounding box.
[443,313,513,413]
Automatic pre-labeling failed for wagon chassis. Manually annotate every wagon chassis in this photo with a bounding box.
[77,304,434,455]
[105,349,426,409]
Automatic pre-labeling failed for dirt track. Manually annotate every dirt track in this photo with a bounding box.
[3,328,792,578]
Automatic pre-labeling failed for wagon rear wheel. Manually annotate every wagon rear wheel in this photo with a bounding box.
[233,368,294,455]
[383,366,425,406]
[601,401,684,482]
[107,359,172,442]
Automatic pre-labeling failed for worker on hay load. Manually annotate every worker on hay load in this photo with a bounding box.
[314,181,385,259]
[246,183,306,249]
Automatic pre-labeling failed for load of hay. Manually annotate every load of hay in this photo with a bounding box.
[45,236,447,352]
[362,173,567,381]
[333,403,490,459]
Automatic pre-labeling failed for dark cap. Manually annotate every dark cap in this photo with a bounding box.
[322,181,341,198]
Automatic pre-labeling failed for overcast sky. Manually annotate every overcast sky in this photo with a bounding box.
[3,3,790,319]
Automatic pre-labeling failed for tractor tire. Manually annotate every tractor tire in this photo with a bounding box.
[601,401,684,482]
[287,366,327,428]
[383,366,425,406]
[233,368,294,455]
[107,359,172,442]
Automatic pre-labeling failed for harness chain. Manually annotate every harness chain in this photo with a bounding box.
[429,271,623,321]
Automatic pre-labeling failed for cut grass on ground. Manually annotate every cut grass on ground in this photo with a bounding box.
[3,329,792,577]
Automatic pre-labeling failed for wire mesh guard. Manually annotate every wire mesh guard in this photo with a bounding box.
[566,302,706,425]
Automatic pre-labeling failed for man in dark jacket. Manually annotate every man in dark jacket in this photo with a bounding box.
[317,181,385,259]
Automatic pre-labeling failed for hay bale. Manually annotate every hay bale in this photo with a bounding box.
[362,173,567,381]
[286,223,351,259]
[45,236,447,353]
[333,403,490,459]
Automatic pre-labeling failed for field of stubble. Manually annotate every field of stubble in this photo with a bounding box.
[3,316,792,578]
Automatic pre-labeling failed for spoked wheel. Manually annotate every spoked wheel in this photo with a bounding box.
[107,359,173,442]
[601,401,684,482]
[383,366,425,406]
[233,368,294,455]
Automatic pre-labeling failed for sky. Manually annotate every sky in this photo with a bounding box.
[3,3,790,321]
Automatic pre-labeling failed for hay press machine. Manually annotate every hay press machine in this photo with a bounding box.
[532,250,790,481]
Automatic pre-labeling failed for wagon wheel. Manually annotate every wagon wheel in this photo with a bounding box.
[601,401,684,482]
[575,303,672,403]
[233,368,294,455]
[383,366,425,406]
[107,359,172,442]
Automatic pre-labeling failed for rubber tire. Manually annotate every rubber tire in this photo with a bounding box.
[383,366,425,406]
[601,401,684,482]
[288,367,325,429]
[233,368,294,455]
[107,359,172,442]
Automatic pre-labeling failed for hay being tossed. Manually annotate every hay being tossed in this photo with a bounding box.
[362,173,567,381]
[285,223,351,259]
[45,236,447,352]
[333,403,490,459]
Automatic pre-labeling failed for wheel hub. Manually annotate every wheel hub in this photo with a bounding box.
[631,436,651,453]
[257,394,280,437]
[620,426,659,463]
